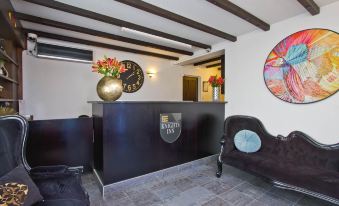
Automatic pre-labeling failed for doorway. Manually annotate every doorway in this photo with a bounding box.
[183,76,198,101]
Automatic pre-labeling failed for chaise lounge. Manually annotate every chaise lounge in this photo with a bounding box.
[216,115,339,205]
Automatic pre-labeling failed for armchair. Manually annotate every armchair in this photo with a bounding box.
[0,115,90,206]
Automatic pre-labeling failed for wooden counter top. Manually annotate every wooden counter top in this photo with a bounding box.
[88,101,227,104]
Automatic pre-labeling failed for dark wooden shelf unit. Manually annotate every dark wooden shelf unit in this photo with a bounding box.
[0,0,25,111]
[0,98,19,102]
[0,74,19,84]
[0,49,18,65]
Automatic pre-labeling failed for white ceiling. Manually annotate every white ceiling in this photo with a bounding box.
[11,0,339,59]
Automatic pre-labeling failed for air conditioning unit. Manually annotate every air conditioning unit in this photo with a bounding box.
[36,42,93,63]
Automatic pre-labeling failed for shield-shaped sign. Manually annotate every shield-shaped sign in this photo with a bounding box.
[160,113,182,143]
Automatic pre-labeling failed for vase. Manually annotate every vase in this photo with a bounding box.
[212,86,220,101]
[96,76,123,101]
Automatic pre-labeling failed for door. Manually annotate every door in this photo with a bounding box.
[183,76,198,101]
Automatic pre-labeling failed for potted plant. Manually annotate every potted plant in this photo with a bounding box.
[92,56,127,101]
[208,75,224,101]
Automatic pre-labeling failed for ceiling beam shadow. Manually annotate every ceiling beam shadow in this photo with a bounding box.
[206,63,221,68]
[114,0,237,42]
[206,0,270,31]
[16,12,193,56]
[193,56,221,66]
[22,0,211,49]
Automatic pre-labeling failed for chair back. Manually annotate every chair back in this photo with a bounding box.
[0,115,30,176]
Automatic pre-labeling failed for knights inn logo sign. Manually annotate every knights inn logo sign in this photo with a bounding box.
[160,113,182,143]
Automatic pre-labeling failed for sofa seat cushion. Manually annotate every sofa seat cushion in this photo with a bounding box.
[30,166,89,205]
[224,151,339,199]
[34,199,88,206]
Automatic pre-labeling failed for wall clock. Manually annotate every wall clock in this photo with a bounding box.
[120,60,144,93]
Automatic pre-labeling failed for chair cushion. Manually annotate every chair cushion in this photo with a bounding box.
[224,151,339,199]
[30,166,89,205]
[0,164,43,206]
[234,130,261,153]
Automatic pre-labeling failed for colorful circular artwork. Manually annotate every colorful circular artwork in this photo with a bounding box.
[264,29,339,104]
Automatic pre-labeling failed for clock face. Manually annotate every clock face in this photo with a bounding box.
[120,60,144,93]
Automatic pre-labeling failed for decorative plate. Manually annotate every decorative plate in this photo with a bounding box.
[264,29,338,104]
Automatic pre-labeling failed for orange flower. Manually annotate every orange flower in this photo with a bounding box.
[119,65,127,73]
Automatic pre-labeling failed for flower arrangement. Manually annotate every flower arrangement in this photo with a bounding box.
[92,56,127,78]
[208,75,224,87]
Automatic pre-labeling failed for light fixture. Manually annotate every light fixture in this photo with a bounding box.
[146,71,156,78]
[121,27,192,49]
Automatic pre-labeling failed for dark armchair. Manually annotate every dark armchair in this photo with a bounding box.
[216,115,339,205]
[0,115,90,206]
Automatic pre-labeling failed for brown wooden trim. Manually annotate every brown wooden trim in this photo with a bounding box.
[206,63,221,68]
[206,0,270,31]
[22,0,211,49]
[297,0,320,15]
[16,13,193,56]
[115,0,236,42]
[193,56,221,66]
[220,55,225,94]
[23,29,179,60]
[0,1,25,48]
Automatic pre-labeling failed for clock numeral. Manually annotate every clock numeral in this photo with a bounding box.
[123,83,127,89]
[127,85,132,91]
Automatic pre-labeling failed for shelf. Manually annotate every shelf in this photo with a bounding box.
[0,98,18,102]
[0,74,18,84]
[0,49,18,65]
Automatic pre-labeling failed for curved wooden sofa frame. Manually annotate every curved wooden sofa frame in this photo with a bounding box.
[216,115,339,205]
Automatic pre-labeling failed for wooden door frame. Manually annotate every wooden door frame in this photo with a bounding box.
[183,75,201,101]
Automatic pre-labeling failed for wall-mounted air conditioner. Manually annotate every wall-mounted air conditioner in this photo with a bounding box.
[36,42,93,63]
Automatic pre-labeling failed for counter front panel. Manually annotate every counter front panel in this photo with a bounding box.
[90,101,225,186]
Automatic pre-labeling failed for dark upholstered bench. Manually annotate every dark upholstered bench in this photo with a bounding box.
[216,115,339,205]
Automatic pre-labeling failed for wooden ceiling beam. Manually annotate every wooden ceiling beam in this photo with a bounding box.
[114,0,236,42]
[206,63,221,68]
[23,29,179,60]
[193,56,221,66]
[297,0,320,15]
[16,12,193,56]
[22,0,211,49]
[206,0,270,31]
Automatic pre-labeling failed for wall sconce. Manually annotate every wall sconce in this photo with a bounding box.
[146,72,156,78]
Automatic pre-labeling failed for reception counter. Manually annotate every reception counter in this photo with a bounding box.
[89,101,226,187]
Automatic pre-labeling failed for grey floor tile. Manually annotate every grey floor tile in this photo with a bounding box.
[172,177,198,192]
[218,175,244,189]
[189,172,215,186]
[82,160,336,206]
[268,187,303,203]
[104,197,135,206]
[127,188,163,206]
[234,182,267,199]
[202,181,233,195]
[295,196,337,206]
[165,186,215,206]
[256,192,294,206]
[201,197,232,206]
[151,181,181,201]
[219,189,255,206]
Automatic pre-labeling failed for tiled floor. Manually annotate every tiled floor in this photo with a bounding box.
[82,159,336,206]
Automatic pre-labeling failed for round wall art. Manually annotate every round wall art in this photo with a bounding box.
[264,29,339,104]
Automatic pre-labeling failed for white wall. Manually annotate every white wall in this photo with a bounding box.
[211,2,338,144]
[20,40,219,120]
